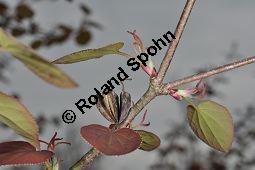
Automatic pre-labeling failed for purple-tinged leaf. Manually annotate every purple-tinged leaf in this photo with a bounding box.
[0,141,53,166]
[80,124,141,155]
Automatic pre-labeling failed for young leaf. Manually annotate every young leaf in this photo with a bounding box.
[0,28,77,88]
[127,30,157,78]
[96,90,131,124]
[80,124,141,155]
[103,91,119,123]
[119,90,131,123]
[0,141,53,166]
[187,100,234,152]
[0,92,40,149]
[135,130,160,151]
[52,42,124,64]
[96,91,119,124]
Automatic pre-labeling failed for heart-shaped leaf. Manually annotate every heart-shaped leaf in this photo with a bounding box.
[187,100,234,152]
[0,141,53,166]
[0,28,77,88]
[0,92,40,149]
[80,124,141,155]
[135,130,160,151]
[52,42,124,64]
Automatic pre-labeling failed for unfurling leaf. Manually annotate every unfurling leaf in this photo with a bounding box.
[119,90,131,122]
[80,124,141,155]
[127,30,157,78]
[0,92,40,149]
[96,89,131,124]
[52,42,124,64]
[96,91,119,124]
[187,100,234,152]
[0,141,53,166]
[0,28,77,88]
[135,130,160,151]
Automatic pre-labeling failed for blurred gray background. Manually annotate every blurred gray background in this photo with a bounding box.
[1,0,255,170]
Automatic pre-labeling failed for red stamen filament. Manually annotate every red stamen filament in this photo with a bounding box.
[39,132,71,152]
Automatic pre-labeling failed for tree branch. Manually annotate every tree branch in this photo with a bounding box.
[69,0,196,169]
[155,0,196,84]
[70,148,100,170]
[121,85,157,127]
[162,56,255,94]
[121,0,197,128]
[70,87,157,170]
[70,0,196,169]
[70,55,255,169]
[69,0,255,167]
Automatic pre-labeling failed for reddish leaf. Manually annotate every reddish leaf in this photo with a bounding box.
[0,141,53,166]
[80,124,141,155]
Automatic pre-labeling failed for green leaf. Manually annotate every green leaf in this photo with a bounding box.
[52,42,124,64]
[135,130,161,151]
[0,28,78,88]
[187,100,234,152]
[0,92,40,149]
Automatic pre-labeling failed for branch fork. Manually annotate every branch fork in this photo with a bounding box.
[70,0,255,169]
